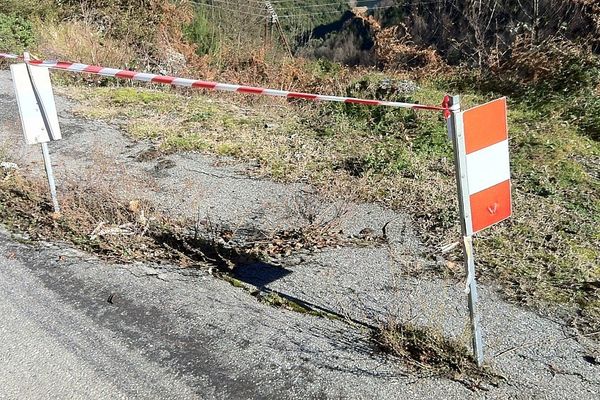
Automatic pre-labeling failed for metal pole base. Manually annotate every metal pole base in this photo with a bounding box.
[463,235,484,367]
[41,142,60,214]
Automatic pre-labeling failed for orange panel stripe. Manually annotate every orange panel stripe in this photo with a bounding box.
[463,97,508,154]
[470,179,512,233]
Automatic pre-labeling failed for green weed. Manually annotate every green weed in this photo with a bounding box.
[109,88,171,106]
[162,133,210,152]
[0,13,35,53]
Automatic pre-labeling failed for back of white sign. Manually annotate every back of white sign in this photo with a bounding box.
[10,63,62,145]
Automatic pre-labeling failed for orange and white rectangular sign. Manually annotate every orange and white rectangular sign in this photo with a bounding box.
[461,97,511,234]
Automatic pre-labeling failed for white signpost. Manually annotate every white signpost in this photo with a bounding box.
[10,53,62,213]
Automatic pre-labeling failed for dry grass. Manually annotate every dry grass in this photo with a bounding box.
[35,20,136,68]
[375,317,501,389]
[0,168,174,262]
[0,165,356,268]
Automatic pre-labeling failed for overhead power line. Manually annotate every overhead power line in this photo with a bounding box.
[192,0,262,8]
[188,0,450,21]
[262,0,379,9]
[188,1,266,17]
[276,0,450,18]
[190,0,378,14]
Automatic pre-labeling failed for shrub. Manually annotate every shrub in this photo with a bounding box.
[32,1,196,70]
[0,0,54,17]
[184,9,219,56]
[494,36,600,95]
[495,36,600,141]
[0,13,35,53]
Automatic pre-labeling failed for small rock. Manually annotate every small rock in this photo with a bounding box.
[136,148,161,162]
[155,158,176,170]
[140,266,159,276]
[358,227,376,240]
[285,257,302,266]
[0,162,19,170]
[157,273,170,282]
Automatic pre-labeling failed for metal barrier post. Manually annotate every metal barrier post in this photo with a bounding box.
[447,95,484,366]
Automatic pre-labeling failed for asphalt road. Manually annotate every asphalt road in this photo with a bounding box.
[0,232,216,399]
[0,229,473,399]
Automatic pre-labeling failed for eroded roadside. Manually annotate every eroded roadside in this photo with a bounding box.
[0,70,599,398]
[0,166,499,389]
[0,228,434,399]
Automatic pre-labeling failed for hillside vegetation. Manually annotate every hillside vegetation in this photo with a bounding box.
[0,1,598,333]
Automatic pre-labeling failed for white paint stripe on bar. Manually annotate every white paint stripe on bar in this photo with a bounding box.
[172,78,196,87]
[133,73,156,82]
[466,139,510,195]
[316,95,346,102]
[382,101,412,108]
[215,83,241,92]
[98,68,122,77]
[262,89,288,97]
[66,63,89,72]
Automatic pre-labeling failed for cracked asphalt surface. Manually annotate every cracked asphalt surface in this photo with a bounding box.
[0,229,472,399]
[0,69,599,398]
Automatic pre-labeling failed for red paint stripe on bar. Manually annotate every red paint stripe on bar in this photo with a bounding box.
[345,98,380,106]
[84,65,103,73]
[152,76,176,84]
[56,62,73,69]
[287,92,318,100]
[192,81,218,90]
[237,86,265,94]
[115,70,137,79]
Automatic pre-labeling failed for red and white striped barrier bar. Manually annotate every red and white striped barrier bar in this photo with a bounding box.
[0,52,449,115]
[462,97,511,234]
[0,53,20,59]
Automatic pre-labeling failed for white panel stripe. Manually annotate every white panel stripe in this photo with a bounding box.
[465,140,510,195]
